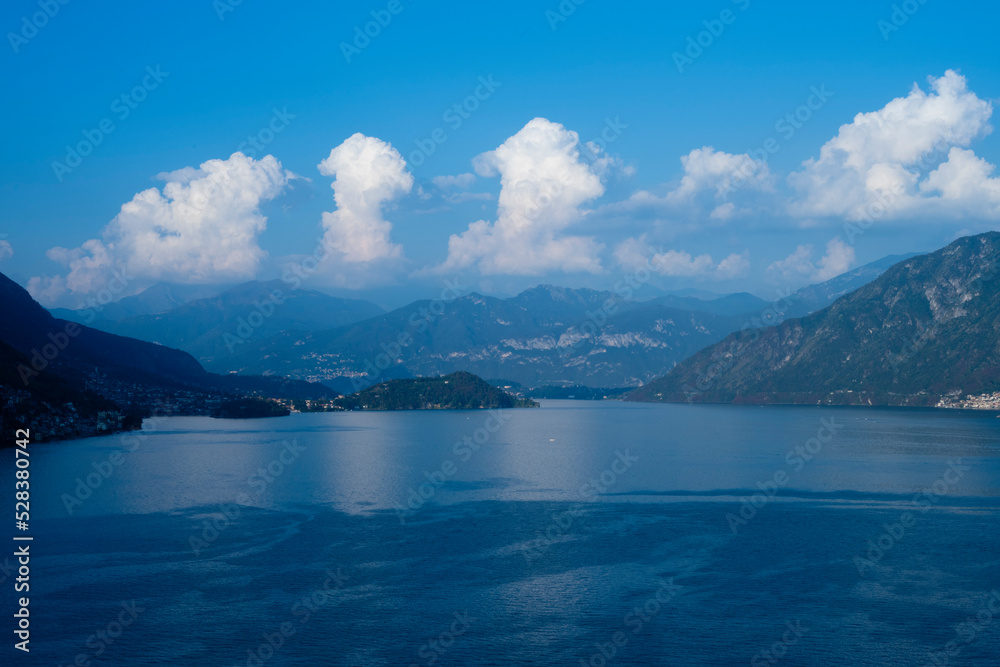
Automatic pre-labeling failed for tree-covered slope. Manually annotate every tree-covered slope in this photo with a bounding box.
[336,371,538,410]
[628,233,1000,406]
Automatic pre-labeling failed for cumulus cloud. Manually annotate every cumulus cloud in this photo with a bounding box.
[591,146,772,227]
[766,237,855,285]
[28,152,293,306]
[614,236,749,281]
[435,118,605,275]
[0,239,12,262]
[789,70,995,221]
[318,133,413,263]
[920,147,1000,217]
[668,146,773,205]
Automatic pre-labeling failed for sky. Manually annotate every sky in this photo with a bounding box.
[1,0,999,309]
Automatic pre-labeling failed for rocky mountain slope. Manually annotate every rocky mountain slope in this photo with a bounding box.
[628,233,999,406]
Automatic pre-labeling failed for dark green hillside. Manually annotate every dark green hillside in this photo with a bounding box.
[336,371,538,410]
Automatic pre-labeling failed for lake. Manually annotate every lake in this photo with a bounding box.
[7,401,1000,666]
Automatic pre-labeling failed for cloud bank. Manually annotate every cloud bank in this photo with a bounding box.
[789,70,996,221]
[29,152,293,306]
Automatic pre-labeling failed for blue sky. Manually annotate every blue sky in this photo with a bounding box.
[2,0,999,308]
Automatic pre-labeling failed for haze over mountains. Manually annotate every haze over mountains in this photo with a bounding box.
[629,233,1000,407]
[0,271,339,439]
[45,253,916,392]
[67,280,385,368]
[4,234,995,436]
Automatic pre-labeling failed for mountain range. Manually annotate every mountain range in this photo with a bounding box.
[63,280,385,367]
[0,271,339,439]
[44,255,912,392]
[628,233,999,406]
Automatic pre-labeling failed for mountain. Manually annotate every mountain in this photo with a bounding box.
[0,337,137,442]
[50,282,228,324]
[0,271,207,387]
[628,233,1000,407]
[335,371,538,410]
[783,252,923,318]
[220,285,750,391]
[78,280,384,367]
[0,271,338,431]
[648,292,771,317]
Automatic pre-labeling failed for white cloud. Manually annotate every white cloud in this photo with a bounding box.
[766,237,855,285]
[0,239,12,262]
[667,146,773,205]
[29,152,293,306]
[318,133,413,264]
[920,147,1000,217]
[432,173,476,190]
[789,70,996,221]
[715,251,752,280]
[435,117,605,275]
[614,236,749,281]
[590,146,772,226]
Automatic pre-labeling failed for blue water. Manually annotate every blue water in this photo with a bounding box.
[5,401,1000,665]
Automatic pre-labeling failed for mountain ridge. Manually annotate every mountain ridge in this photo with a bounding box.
[627,233,1000,407]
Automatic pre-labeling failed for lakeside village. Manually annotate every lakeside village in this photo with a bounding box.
[6,375,999,443]
[937,390,1000,411]
[0,370,295,442]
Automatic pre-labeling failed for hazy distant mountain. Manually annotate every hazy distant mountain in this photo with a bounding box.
[782,252,923,318]
[0,272,338,412]
[220,284,748,391]
[50,282,229,323]
[648,292,771,317]
[628,233,999,406]
[78,280,385,366]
